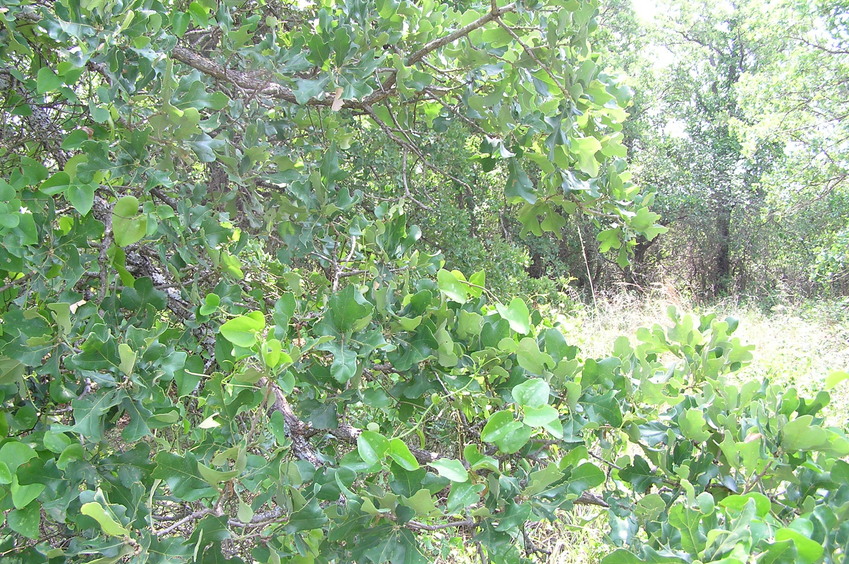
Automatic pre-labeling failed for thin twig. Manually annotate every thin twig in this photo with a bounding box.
[407,518,474,531]
[493,17,572,101]
[363,105,475,193]
[400,149,433,210]
[576,222,596,307]
[0,272,33,296]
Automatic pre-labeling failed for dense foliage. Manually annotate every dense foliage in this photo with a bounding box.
[0,0,847,562]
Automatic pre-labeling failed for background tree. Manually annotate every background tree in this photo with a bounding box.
[594,0,849,300]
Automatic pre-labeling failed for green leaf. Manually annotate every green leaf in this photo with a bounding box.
[57,443,85,470]
[294,77,330,105]
[463,444,499,472]
[219,311,265,348]
[285,497,329,532]
[758,540,798,564]
[188,134,223,162]
[388,438,419,471]
[67,183,95,215]
[781,414,849,455]
[480,410,531,453]
[481,410,516,442]
[197,462,240,485]
[436,269,468,303]
[825,370,849,389]
[719,493,771,518]
[468,270,486,297]
[428,459,469,483]
[401,489,439,516]
[152,452,215,501]
[522,463,564,496]
[171,11,190,36]
[112,195,148,247]
[199,293,220,316]
[512,379,550,408]
[20,156,48,185]
[81,502,131,537]
[619,455,659,493]
[506,160,536,203]
[37,67,63,93]
[330,345,358,383]
[630,207,662,232]
[600,551,655,564]
[493,501,532,532]
[568,462,604,494]
[0,179,15,200]
[680,408,711,442]
[7,502,40,539]
[40,172,71,195]
[668,504,705,554]
[523,404,559,427]
[12,480,44,509]
[0,441,37,474]
[446,481,485,514]
[237,499,253,524]
[325,285,374,334]
[70,389,122,443]
[396,315,422,331]
[0,462,12,484]
[774,528,823,564]
[695,492,715,515]
[435,326,459,367]
[357,431,390,466]
[540,209,567,234]
[389,465,428,497]
[496,297,531,334]
[121,397,152,441]
[570,136,602,176]
[583,391,623,427]
[597,228,622,253]
[118,343,136,376]
[261,338,289,369]
[635,494,666,523]
[359,527,427,564]
[516,337,555,374]
[62,129,89,151]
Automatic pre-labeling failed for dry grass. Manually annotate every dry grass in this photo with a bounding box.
[430,507,610,563]
[529,509,609,563]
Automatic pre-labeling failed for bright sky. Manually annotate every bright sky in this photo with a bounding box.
[630,0,660,23]
[625,0,676,69]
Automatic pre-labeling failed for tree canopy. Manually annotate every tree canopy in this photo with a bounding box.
[1,0,848,563]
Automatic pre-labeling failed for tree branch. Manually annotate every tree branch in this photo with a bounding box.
[155,508,213,536]
[379,2,517,94]
[171,46,303,104]
[171,3,517,109]
[263,377,322,466]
